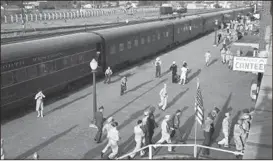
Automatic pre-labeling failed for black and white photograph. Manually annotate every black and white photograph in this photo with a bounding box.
[1,1,272,160]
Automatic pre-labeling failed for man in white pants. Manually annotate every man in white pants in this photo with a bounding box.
[101,122,120,159]
[158,84,168,111]
[155,115,173,152]
[179,63,188,85]
[205,51,211,66]
[128,120,145,159]
[35,90,45,118]
[217,113,231,148]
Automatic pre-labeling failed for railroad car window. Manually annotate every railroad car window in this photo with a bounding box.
[177,28,180,34]
[96,43,102,52]
[119,43,124,52]
[72,54,79,65]
[166,31,169,37]
[63,57,71,67]
[141,37,145,44]
[147,36,151,43]
[110,45,116,54]
[157,33,160,40]
[1,72,14,87]
[134,39,138,47]
[45,61,56,73]
[152,35,156,41]
[26,65,38,79]
[55,59,64,71]
[14,68,27,83]
[127,41,132,49]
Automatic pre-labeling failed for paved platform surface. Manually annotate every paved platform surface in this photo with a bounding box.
[1,32,256,159]
[1,11,159,31]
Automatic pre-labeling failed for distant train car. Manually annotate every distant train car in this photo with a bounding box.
[1,7,253,114]
[1,33,104,112]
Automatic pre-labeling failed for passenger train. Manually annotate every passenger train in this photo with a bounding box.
[1,7,253,113]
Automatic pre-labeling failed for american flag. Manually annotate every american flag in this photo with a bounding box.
[195,80,204,125]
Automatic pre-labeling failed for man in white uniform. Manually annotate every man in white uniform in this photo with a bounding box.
[101,122,120,159]
[217,113,231,148]
[205,51,211,66]
[179,63,188,85]
[158,84,168,111]
[155,115,172,152]
[128,120,145,159]
[35,90,45,118]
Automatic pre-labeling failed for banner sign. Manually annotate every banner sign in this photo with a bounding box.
[233,56,267,73]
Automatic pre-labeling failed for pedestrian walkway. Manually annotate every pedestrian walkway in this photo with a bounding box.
[1,32,256,159]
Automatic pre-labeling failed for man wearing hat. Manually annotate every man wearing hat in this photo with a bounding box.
[217,113,231,148]
[169,110,184,146]
[101,122,120,159]
[142,109,158,146]
[154,57,162,78]
[158,84,168,111]
[241,114,251,146]
[233,119,244,158]
[202,116,214,155]
[94,106,105,143]
[103,117,114,138]
[128,120,145,159]
[155,115,173,152]
[169,61,178,83]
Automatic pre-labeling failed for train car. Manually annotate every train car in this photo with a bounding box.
[1,33,103,112]
[92,21,174,69]
[201,11,224,33]
[172,15,201,44]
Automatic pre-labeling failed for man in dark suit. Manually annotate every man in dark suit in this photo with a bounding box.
[169,61,178,83]
[169,110,184,148]
[94,106,105,143]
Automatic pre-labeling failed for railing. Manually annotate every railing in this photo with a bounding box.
[116,144,244,160]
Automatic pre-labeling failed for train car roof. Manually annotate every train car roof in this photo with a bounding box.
[1,33,101,63]
[92,21,173,41]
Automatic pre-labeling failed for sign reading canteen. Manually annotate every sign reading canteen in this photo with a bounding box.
[233,56,267,73]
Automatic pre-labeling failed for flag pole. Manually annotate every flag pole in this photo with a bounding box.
[194,78,199,158]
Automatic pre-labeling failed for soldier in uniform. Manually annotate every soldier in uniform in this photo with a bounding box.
[120,76,127,96]
[35,90,45,118]
[228,50,234,70]
[158,84,168,111]
[128,120,145,159]
[169,61,178,83]
[241,114,251,146]
[155,57,162,78]
[221,47,226,64]
[233,119,244,158]
[205,51,211,66]
[217,32,222,45]
[101,122,120,159]
[104,67,113,84]
[217,113,231,148]
[155,115,173,152]
[202,116,214,156]
[33,152,39,160]
[102,117,114,139]
[169,110,184,148]
[179,62,188,85]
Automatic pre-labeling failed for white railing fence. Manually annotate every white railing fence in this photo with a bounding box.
[116,143,244,160]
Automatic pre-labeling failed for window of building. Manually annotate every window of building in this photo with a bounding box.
[147,36,151,43]
[26,65,38,79]
[141,37,145,44]
[110,45,116,54]
[134,39,138,47]
[119,43,124,52]
[1,72,14,87]
[14,68,27,83]
[127,41,132,49]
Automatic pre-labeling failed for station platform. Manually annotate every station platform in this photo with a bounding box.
[1,32,256,159]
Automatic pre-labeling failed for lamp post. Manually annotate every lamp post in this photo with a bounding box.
[90,59,98,119]
[213,19,218,46]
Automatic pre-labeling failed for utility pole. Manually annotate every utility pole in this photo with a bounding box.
[21,0,26,33]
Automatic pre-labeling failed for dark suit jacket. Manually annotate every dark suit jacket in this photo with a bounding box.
[169,64,177,75]
[169,114,180,129]
[94,111,104,128]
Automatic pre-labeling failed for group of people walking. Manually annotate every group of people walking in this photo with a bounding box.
[201,107,254,158]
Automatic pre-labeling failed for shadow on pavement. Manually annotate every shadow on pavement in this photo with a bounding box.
[14,125,78,159]
[208,58,218,67]
[125,80,154,94]
[165,88,189,110]
[187,69,202,84]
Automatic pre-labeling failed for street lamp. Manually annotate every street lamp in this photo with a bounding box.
[213,19,219,46]
[90,59,98,119]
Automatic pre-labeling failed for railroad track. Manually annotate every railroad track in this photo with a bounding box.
[1,8,233,45]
